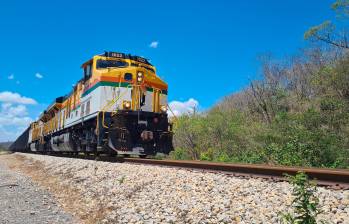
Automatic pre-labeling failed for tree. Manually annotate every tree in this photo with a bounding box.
[304,0,349,49]
[172,114,205,160]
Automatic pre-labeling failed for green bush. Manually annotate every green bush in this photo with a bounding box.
[169,148,191,160]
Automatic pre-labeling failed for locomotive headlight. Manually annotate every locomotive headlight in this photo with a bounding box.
[123,101,131,109]
[160,105,167,113]
[137,71,144,82]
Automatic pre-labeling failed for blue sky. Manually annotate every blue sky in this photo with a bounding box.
[0,0,336,141]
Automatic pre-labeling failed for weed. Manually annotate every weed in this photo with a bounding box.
[280,172,325,224]
[118,175,126,184]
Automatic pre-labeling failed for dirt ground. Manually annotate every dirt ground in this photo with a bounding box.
[0,154,105,224]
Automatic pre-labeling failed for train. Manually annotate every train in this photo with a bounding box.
[10,52,174,157]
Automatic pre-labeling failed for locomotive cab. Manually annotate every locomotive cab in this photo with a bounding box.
[81,52,173,156]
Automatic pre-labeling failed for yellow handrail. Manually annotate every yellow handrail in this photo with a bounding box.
[167,103,178,122]
[96,84,132,133]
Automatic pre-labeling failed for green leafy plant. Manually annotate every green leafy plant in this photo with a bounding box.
[169,148,191,160]
[118,175,126,184]
[280,172,324,224]
[154,153,166,160]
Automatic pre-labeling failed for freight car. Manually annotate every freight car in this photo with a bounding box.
[10,52,173,157]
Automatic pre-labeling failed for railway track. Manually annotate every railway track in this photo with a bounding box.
[123,158,349,189]
[29,152,349,189]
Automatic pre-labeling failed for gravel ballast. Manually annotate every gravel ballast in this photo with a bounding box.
[0,157,76,224]
[2,153,349,224]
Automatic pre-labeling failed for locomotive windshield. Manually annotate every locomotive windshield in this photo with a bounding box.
[96,59,129,69]
[130,63,155,73]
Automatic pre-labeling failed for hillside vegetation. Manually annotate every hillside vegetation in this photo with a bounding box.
[171,1,349,168]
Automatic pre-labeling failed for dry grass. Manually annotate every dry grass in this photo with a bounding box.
[0,154,110,224]
[0,150,13,155]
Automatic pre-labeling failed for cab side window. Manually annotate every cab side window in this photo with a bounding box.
[84,63,92,81]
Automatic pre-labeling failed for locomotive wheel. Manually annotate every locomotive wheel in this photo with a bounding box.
[107,149,117,156]
[94,151,100,157]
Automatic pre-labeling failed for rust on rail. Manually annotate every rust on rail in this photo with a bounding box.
[124,158,349,187]
[26,152,349,188]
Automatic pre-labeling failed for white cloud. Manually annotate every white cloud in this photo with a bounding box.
[0,91,37,105]
[0,92,38,141]
[35,73,43,79]
[8,74,14,80]
[149,41,159,48]
[3,104,28,116]
[0,103,30,124]
[1,103,12,110]
[0,102,33,141]
[0,116,32,127]
[168,98,199,117]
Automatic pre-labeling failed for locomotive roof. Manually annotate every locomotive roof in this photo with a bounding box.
[81,51,152,67]
[39,96,65,121]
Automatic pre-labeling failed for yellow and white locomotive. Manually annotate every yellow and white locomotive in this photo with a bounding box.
[11,52,173,157]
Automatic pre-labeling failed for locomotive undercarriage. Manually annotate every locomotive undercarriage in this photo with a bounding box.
[106,111,173,156]
[28,111,173,157]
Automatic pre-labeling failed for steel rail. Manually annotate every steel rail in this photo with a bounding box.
[123,158,349,189]
[21,152,349,189]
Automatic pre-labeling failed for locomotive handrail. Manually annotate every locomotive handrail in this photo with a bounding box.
[151,87,162,113]
[96,84,132,133]
[167,103,178,121]
[112,84,141,116]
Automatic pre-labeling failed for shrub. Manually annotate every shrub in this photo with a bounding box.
[280,172,324,224]
[169,148,191,160]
